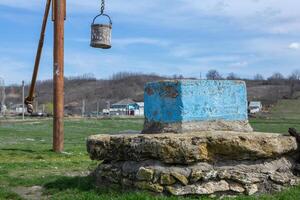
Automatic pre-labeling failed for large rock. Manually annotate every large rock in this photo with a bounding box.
[87,131,297,164]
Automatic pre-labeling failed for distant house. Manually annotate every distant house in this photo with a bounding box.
[107,99,144,116]
[0,103,6,114]
[10,104,25,114]
[249,101,262,114]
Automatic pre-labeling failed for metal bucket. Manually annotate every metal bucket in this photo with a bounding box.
[90,14,112,49]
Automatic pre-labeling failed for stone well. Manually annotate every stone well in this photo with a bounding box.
[87,80,300,196]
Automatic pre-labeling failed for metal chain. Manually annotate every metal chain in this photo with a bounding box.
[100,0,105,14]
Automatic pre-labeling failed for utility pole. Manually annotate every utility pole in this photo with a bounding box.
[36,100,39,112]
[53,0,65,152]
[96,100,99,118]
[22,81,25,120]
[82,99,86,118]
[106,101,110,116]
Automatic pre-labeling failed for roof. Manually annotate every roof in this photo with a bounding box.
[136,102,144,107]
[112,98,136,106]
[249,101,262,107]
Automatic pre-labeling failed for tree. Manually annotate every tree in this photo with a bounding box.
[0,77,5,115]
[206,70,223,80]
[267,72,285,85]
[172,74,184,79]
[289,70,300,81]
[253,74,264,81]
[268,72,285,81]
[226,73,240,80]
[45,102,54,115]
[288,70,300,98]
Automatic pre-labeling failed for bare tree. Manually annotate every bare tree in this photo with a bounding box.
[206,70,223,80]
[289,70,300,81]
[253,74,264,81]
[226,72,240,80]
[288,70,300,98]
[172,74,184,79]
[267,72,285,85]
[0,77,5,115]
[268,72,285,81]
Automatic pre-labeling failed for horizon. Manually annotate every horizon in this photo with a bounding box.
[0,0,300,85]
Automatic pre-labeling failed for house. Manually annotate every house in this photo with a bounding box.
[135,102,144,116]
[10,104,26,114]
[249,101,262,114]
[0,103,6,114]
[107,99,144,116]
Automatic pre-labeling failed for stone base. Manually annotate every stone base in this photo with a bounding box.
[87,131,297,164]
[87,131,300,196]
[142,120,253,134]
[94,157,300,195]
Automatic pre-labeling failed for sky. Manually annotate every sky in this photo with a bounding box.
[0,0,300,85]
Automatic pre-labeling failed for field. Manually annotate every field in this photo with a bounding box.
[0,117,300,200]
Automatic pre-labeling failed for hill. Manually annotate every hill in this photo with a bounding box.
[4,74,300,115]
[5,73,165,114]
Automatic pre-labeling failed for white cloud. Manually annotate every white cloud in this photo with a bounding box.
[2,0,300,34]
[289,42,300,50]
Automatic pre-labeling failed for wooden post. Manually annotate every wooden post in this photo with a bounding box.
[82,99,86,118]
[96,100,99,118]
[53,0,65,152]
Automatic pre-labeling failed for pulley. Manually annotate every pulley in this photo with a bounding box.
[90,0,112,49]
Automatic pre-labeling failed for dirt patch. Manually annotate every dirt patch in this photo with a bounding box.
[12,186,48,200]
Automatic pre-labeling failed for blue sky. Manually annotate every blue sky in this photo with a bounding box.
[0,0,300,85]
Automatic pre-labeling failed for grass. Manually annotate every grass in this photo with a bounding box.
[268,99,300,120]
[0,116,299,200]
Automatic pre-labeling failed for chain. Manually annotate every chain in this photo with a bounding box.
[100,0,105,14]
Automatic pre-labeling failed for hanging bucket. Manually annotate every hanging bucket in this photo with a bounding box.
[90,14,112,49]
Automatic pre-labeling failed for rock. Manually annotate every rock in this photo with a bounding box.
[218,170,231,179]
[160,173,176,185]
[136,167,154,181]
[122,161,139,177]
[202,170,218,181]
[87,132,297,164]
[230,171,263,184]
[134,181,164,193]
[271,184,283,192]
[171,172,189,186]
[204,180,230,194]
[229,183,245,193]
[289,178,300,186]
[190,170,203,183]
[269,172,291,184]
[121,178,133,186]
[245,184,258,195]
[166,180,229,195]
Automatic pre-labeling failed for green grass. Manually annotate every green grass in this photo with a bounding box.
[0,116,300,200]
[250,118,300,133]
[268,99,300,119]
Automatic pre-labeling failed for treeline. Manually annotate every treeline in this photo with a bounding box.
[205,69,300,81]
[4,70,300,115]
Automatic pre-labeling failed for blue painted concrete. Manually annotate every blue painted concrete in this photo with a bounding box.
[144,80,248,123]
